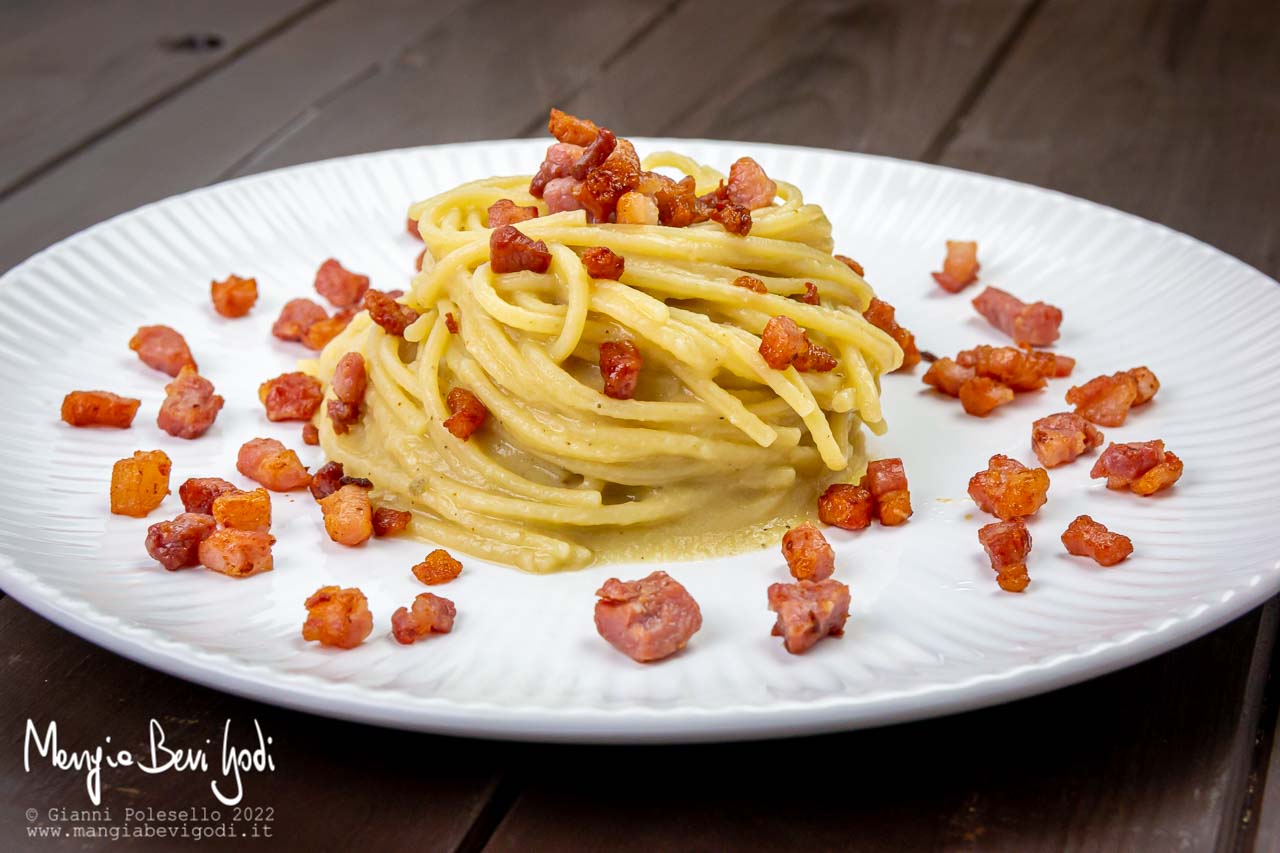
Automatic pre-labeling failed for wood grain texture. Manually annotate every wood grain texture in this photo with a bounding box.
[483,607,1272,852]
[0,0,477,274]
[1243,630,1280,852]
[236,0,678,174]
[553,0,1036,156]
[240,0,1037,169]
[939,0,1280,278]
[0,0,316,196]
[0,598,506,851]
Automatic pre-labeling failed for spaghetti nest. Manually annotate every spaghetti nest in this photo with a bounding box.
[313,149,902,572]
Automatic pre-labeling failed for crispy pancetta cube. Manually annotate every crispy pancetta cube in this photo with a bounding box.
[61,390,140,428]
[110,450,172,517]
[1031,412,1104,468]
[145,512,216,571]
[318,483,373,546]
[302,586,372,649]
[767,579,851,654]
[1061,515,1133,566]
[199,529,274,578]
[211,274,258,318]
[259,372,323,421]
[212,487,271,532]
[968,454,1050,520]
[817,483,875,531]
[978,519,1032,593]
[781,522,835,581]
[236,437,311,491]
[391,593,457,645]
[412,549,463,585]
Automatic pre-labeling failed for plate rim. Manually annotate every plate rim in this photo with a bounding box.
[2,137,1278,743]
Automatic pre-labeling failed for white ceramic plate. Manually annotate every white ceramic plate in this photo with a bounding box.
[2,139,1278,743]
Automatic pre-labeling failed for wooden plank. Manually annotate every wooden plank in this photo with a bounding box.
[1240,622,1280,851]
[481,607,1273,852]
[0,597,507,850]
[0,0,678,275]
[241,0,1036,171]
[222,0,682,173]
[548,0,1038,156]
[0,0,316,196]
[938,0,1280,278]
[0,0,480,274]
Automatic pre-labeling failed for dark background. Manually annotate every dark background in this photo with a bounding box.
[2,0,1279,849]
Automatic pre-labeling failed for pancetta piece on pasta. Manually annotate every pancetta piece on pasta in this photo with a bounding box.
[490,225,552,274]
[616,191,659,224]
[308,460,372,501]
[443,387,488,440]
[582,246,625,280]
[579,139,642,223]
[530,143,584,199]
[548,108,599,146]
[327,352,367,435]
[364,289,420,337]
[373,507,412,537]
[599,340,643,399]
[863,298,920,371]
[487,198,539,228]
[795,282,821,305]
[759,316,836,373]
[726,157,777,209]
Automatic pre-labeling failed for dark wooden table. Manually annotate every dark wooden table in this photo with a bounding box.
[3,1,1279,849]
